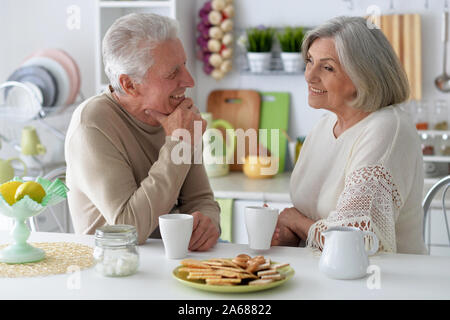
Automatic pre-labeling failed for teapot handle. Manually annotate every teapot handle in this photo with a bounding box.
[211,119,235,161]
[7,157,27,178]
[363,230,379,255]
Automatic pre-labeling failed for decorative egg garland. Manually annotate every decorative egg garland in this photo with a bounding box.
[196,0,235,80]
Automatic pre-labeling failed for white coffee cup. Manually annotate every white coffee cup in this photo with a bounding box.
[245,206,279,250]
[159,213,193,259]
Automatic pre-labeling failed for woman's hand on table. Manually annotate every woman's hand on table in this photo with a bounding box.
[189,211,220,251]
[271,207,315,247]
[272,225,300,247]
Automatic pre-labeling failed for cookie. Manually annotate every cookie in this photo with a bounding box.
[261,273,285,281]
[248,279,274,286]
[257,269,278,277]
[178,254,290,287]
[206,278,242,285]
[271,262,290,270]
[180,259,211,269]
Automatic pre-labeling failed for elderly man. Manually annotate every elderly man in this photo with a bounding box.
[65,13,221,249]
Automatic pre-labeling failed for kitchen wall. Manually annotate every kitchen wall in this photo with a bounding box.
[0,0,448,147]
[0,0,97,101]
[0,0,97,169]
[0,0,196,102]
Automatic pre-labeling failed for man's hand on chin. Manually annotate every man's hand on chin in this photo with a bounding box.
[188,211,220,251]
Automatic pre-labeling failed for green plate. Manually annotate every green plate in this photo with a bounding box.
[172,262,294,293]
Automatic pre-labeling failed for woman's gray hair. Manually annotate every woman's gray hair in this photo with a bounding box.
[102,13,179,94]
[302,16,410,112]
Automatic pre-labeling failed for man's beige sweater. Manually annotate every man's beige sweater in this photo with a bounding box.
[64,91,220,244]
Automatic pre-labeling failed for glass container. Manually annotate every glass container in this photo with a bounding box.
[93,224,139,277]
[420,133,435,155]
[433,100,449,130]
[440,134,450,156]
[415,100,429,130]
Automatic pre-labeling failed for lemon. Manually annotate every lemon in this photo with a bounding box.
[0,181,23,205]
[14,181,46,204]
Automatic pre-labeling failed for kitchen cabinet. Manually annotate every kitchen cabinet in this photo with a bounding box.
[33,201,74,233]
[94,0,196,95]
[419,130,450,157]
[423,179,450,257]
[424,207,450,256]
[210,172,292,244]
[210,172,291,203]
[94,0,176,93]
[419,130,450,183]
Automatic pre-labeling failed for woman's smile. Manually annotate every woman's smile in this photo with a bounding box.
[309,86,328,96]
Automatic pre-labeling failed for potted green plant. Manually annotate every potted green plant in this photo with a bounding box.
[245,26,275,72]
[277,26,306,72]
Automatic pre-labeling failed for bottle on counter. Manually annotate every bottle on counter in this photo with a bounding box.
[295,136,306,162]
[93,224,139,277]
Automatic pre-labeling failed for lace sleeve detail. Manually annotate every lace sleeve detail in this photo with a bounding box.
[306,165,402,253]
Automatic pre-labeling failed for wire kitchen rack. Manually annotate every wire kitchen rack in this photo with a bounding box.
[0,81,84,177]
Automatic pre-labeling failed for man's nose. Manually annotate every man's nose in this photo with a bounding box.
[181,65,195,88]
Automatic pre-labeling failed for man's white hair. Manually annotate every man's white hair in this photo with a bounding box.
[102,13,179,94]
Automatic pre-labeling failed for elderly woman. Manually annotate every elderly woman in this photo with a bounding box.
[272,16,427,254]
[65,13,220,248]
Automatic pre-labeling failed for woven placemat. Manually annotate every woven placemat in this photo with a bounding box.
[0,242,94,278]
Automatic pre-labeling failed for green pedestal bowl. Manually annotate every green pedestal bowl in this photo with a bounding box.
[0,177,68,264]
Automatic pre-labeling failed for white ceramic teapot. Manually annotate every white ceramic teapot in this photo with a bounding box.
[319,226,379,280]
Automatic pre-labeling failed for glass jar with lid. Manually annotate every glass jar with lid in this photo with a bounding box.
[440,134,450,156]
[433,100,449,130]
[415,100,429,130]
[420,133,435,155]
[93,224,139,277]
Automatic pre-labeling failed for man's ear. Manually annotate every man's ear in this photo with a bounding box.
[118,74,138,97]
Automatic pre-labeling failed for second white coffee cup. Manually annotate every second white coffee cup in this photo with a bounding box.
[245,206,279,250]
[159,213,193,259]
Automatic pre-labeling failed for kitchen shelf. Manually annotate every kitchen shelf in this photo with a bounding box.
[424,177,450,185]
[423,156,450,163]
[419,129,450,173]
[235,27,306,77]
[425,177,440,185]
[237,54,305,76]
[239,70,304,76]
[418,130,450,136]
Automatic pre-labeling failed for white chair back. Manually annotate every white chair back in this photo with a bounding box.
[29,166,71,233]
[422,176,450,253]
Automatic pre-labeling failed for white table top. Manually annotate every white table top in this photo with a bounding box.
[1,231,449,300]
[209,172,291,202]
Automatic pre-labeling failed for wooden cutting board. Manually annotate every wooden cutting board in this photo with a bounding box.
[207,89,261,171]
[378,14,422,100]
[259,92,290,174]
